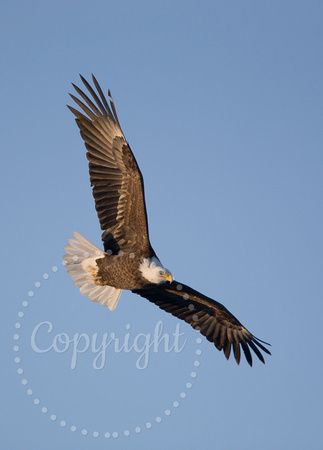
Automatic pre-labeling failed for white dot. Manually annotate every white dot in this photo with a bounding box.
[50,414,56,421]
[13,334,19,341]
[35,281,41,288]
[126,323,131,330]
[15,322,21,329]
[176,284,182,291]
[146,422,152,429]
[14,357,20,363]
[118,250,124,256]
[93,431,99,437]
[13,345,19,352]
[107,250,112,256]
[129,253,135,259]
[61,259,67,266]
[27,389,33,395]
[42,407,48,414]
[83,252,90,258]
[104,432,111,438]
[196,337,202,344]
[21,379,27,385]
[156,416,162,423]
[194,326,201,331]
[173,401,179,408]
[194,360,200,367]
[186,382,192,389]
[17,368,23,375]
[165,409,171,416]
[28,291,34,297]
[112,432,118,438]
[60,421,67,427]
[183,293,189,300]
[191,371,197,378]
[34,398,40,405]
[18,311,24,318]
[70,425,77,432]
[72,255,78,262]
[192,314,199,321]
[43,273,49,280]
[188,304,194,310]
[81,429,88,436]
[22,301,29,307]
[135,427,141,434]
[180,392,186,399]
[195,349,202,355]
[124,430,130,437]
[52,266,58,273]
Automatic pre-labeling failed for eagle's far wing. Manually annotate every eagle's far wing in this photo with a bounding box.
[133,281,271,366]
[68,75,153,256]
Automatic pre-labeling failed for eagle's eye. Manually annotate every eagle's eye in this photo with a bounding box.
[159,270,165,276]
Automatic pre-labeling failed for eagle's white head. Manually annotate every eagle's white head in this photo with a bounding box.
[139,256,173,284]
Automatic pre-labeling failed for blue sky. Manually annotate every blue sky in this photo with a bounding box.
[1,1,323,449]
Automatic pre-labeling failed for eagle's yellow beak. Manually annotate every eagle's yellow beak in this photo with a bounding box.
[162,272,173,283]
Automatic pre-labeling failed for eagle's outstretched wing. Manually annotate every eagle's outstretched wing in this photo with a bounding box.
[133,281,271,366]
[68,75,154,257]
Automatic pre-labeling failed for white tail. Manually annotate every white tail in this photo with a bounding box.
[63,231,122,311]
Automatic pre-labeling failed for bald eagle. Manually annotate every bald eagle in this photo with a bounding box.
[63,75,271,367]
